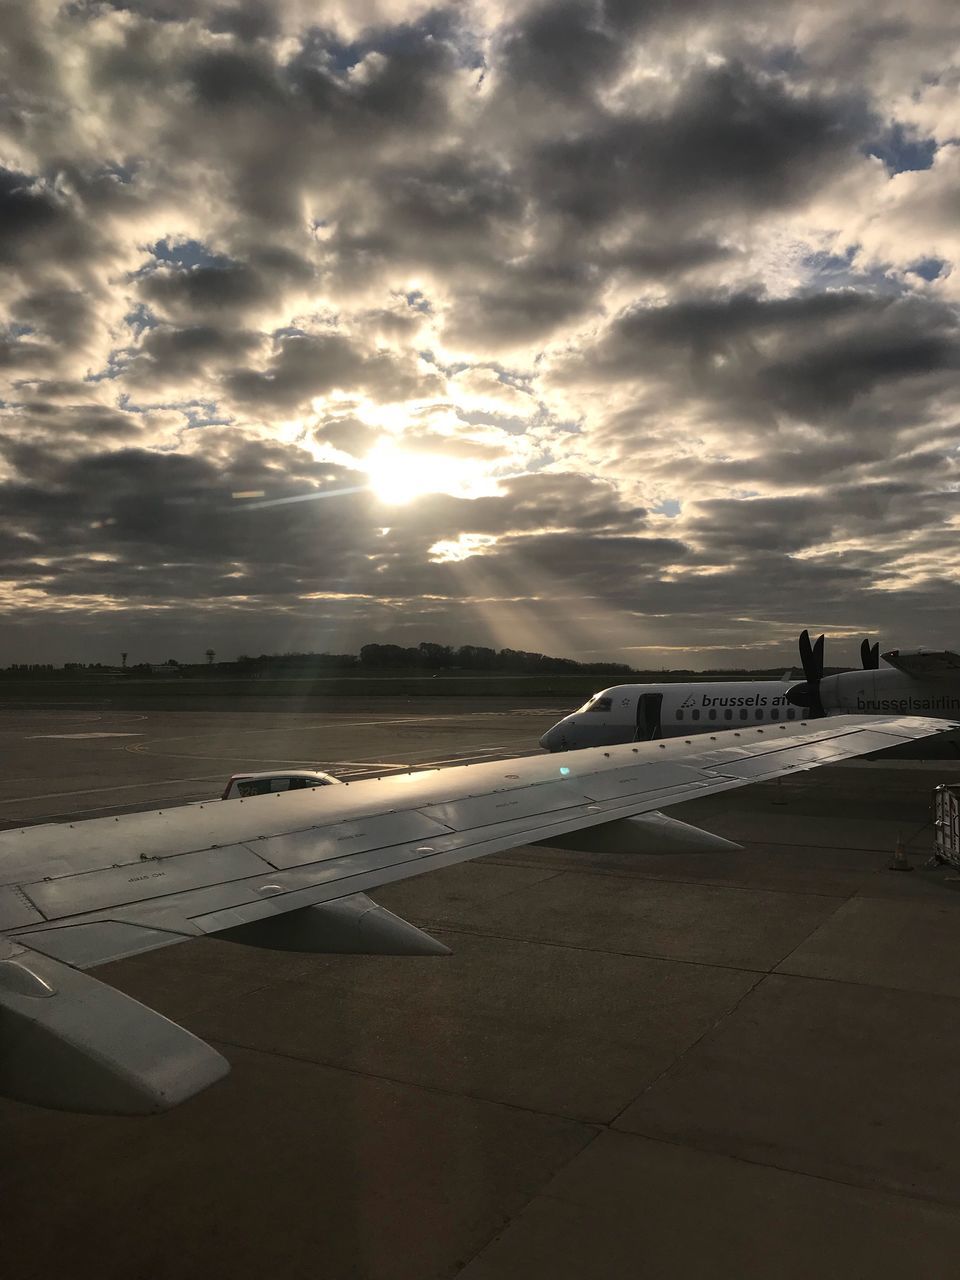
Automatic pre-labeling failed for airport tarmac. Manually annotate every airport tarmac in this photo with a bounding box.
[4,699,960,1278]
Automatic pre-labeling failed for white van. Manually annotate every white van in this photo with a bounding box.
[221,769,341,799]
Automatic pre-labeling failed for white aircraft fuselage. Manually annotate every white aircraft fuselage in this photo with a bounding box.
[815,669,960,717]
[541,664,960,752]
[539,680,803,751]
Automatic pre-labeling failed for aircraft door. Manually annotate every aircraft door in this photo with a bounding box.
[635,692,663,740]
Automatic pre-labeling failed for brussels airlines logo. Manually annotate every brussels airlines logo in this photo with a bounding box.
[857,694,960,712]
[680,694,698,708]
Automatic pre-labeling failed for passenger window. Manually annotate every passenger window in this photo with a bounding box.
[787,707,796,720]
[723,709,732,721]
[676,710,684,720]
[739,709,748,720]
[708,709,717,720]
[771,708,779,721]
[691,709,700,720]
[755,709,763,720]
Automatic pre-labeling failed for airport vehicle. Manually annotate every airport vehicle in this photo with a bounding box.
[540,632,960,751]
[0,714,952,1115]
[222,769,340,799]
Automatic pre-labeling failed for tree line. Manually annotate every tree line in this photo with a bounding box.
[233,642,636,676]
[0,643,635,678]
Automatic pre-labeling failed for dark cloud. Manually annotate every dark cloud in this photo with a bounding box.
[596,238,737,279]
[207,2,279,41]
[187,47,285,109]
[562,290,960,431]
[499,1,627,101]
[14,289,92,348]
[123,324,262,387]
[528,63,869,229]
[224,331,441,410]
[0,438,380,602]
[326,152,526,293]
[445,258,601,348]
[0,168,93,268]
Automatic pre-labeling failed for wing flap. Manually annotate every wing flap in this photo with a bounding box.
[254,809,453,871]
[21,843,273,920]
[0,885,44,930]
[14,920,192,969]
[418,779,596,830]
[577,761,712,802]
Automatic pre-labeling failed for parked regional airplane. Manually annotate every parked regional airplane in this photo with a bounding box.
[540,632,960,751]
[0,715,951,1114]
[540,678,801,750]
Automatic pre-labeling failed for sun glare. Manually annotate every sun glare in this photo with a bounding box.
[363,440,493,505]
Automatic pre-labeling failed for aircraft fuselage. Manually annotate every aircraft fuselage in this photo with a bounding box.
[541,668,960,752]
[540,680,803,751]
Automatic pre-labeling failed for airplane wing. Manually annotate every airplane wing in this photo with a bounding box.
[0,713,952,1116]
[881,648,960,676]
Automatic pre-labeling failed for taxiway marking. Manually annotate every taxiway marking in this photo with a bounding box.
[28,732,145,740]
[0,772,229,806]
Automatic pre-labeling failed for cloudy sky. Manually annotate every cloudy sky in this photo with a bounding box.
[1,0,958,668]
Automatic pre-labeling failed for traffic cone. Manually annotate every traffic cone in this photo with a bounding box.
[887,836,913,872]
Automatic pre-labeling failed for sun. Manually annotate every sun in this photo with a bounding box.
[362,440,492,505]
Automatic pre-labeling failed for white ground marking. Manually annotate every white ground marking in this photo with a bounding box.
[120,726,546,767]
[121,706,566,751]
[0,773,229,806]
[27,732,145,740]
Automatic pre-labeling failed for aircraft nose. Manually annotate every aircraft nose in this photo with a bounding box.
[539,722,567,752]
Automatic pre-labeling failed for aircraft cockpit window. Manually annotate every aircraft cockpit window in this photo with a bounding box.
[585,696,612,713]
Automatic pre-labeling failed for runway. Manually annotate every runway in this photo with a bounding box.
[4,699,960,1278]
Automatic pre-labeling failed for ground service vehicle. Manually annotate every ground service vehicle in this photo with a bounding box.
[221,769,341,799]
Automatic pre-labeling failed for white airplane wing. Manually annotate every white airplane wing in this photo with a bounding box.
[881,648,960,676]
[0,714,951,1115]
